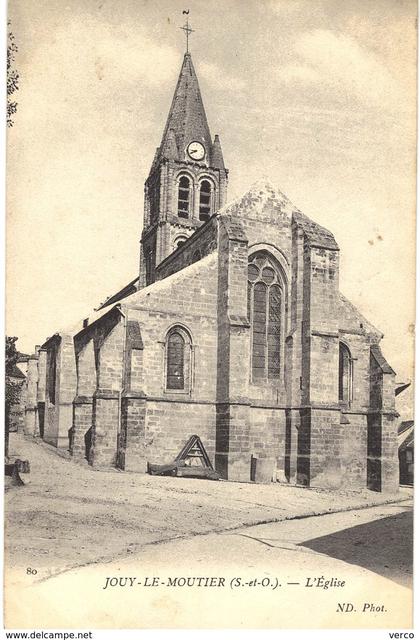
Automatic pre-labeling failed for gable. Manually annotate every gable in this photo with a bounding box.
[338,293,382,340]
[220,179,300,224]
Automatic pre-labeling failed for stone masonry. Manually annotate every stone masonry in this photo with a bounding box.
[24,52,401,493]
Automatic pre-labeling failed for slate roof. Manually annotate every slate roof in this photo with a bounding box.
[398,421,414,451]
[7,364,26,379]
[97,276,139,310]
[400,431,414,450]
[158,53,212,162]
[398,420,414,435]
[76,253,218,335]
[371,344,396,375]
[395,381,411,396]
[16,352,30,363]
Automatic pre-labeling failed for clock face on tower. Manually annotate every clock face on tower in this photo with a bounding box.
[187,141,205,161]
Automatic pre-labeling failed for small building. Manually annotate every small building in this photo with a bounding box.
[398,421,414,486]
[7,364,26,432]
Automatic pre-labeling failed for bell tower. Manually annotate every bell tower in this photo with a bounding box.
[139,49,229,288]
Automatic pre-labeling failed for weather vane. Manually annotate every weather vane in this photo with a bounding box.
[180,9,194,53]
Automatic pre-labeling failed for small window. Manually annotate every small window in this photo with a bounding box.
[145,248,154,286]
[339,342,353,404]
[199,180,212,222]
[178,176,191,219]
[192,249,201,263]
[165,326,193,392]
[174,236,188,250]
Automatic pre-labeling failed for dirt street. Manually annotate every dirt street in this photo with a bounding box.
[5,497,413,629]
[5,432,412,580]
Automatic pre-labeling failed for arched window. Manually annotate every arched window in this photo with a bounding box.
[199,180,212,222]
[167,331,185,389]
[165,326,193,392]
[178,176,191,219]
[192,249,201,263]
[339,342,353,405]
[247,252,284,382]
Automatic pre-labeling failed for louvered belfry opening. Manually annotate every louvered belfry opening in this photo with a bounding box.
[178,176,191,218]
[247,252,283,382]
[199,179,212,221]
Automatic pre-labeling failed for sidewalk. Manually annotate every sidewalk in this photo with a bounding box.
[5,432,412,574]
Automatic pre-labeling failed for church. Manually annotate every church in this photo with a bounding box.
[23,48,400,493]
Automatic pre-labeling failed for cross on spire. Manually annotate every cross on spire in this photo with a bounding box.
[180,10,194,53]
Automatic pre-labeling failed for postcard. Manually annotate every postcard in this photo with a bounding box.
[4,0,416,632]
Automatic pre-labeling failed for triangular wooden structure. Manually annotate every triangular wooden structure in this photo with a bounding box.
[175,434,214,469]
[147,435,219,480]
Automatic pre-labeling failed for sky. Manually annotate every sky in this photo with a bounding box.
[6,0,417,416]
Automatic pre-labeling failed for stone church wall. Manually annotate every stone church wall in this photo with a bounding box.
[43,334,77,449]
[155,216,218,281]
[339,414,368,490]
[22,188,400,492]
[242,217,292,268]
[248,406,286,481]
[339,332,371,410]
[143,400,216,466]
[71,310,122,466]
[91,320,125,468]
[127,306,218,400]
[128,252,219,400]
[115,252,219,470]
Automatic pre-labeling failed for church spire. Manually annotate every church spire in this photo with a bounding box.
[159,52,212,162]
[211,134,225,170]
[139,16,229,290]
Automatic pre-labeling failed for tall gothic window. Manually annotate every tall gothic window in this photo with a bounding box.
[199,180,212,222]
[165,326,192,392]
[339,342,353,404]
[178,176,191,219]
[247,252,284,382]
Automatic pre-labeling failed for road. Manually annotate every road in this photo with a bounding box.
[6,498,413,629]
[7,432,408,575]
